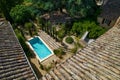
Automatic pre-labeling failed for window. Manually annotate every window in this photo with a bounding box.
[102,19,111,26]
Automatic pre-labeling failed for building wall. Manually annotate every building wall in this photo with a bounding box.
[97,17,116,28]
[114,16,120,27]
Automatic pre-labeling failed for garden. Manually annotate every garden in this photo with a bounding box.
[0,0,108,77]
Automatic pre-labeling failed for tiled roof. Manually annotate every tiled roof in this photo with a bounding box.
[0,20,37,80]
[41,25,120,80]
[99,0,120,20]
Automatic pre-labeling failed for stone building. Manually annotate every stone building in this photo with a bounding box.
[97,0,120,27]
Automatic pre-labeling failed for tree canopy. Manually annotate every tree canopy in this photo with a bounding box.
[66,0,96,17]
[0,0,97,22]
[30,0,96,17]
[71,20,106,38]
[10,5,31,24]
[3,0,23,11]
[0,0,23,22]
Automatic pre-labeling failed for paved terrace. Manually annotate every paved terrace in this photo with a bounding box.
[38,30,62,50]
[0,20,37,79]
[41,25,120,80]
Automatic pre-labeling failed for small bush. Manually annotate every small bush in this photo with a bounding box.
[76,42,83,48]
[57,29,65,39]
[65,36,74,44]
[40,64,44,70]
[45,65,52,72]
[54,48,65,58]
[40,64,52,72]
[24,22,33,29]
[71,47,77,53]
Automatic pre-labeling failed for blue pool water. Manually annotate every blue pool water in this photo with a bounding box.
[28,37,52,60]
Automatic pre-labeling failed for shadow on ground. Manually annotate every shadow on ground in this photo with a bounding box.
[29,58,42,79]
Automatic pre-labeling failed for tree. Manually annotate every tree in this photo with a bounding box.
[30,0,96,18]
[71,20,107,38]
[25,22,33,29]
[53,0,66,12]
[52,26,57,39]
[57,29,65,41]
[0,9,4,17]
[47,21,52,34]
[71,22,84,36]
[0,0,23,22]
[15,29,32,57]
[44,2,54,12]
[24,22,33,36]
[66,0,96,17]
[33,0,54,12]
[32,0,66,12]
[10,5,31,24]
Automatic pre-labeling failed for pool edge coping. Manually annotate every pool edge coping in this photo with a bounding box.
[26,36,54,62]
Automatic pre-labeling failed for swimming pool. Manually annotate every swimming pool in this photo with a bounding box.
[27,36,54,62]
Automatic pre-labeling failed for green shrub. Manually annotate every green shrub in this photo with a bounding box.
[76,42,83,48]
[71,47,77,53]
[24,22,33,36]
[54,48,65,58]
[40,64,44,70]
[24,22,33,29]
[40,64,52,72]
[71,20,107,39]
[10,5,31,24]
[65,36,74,44]
[71,42,83,53]
[57,29,65,39]
[88,27,107,39]
[45,65,52,72]
[15,29,33,57]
